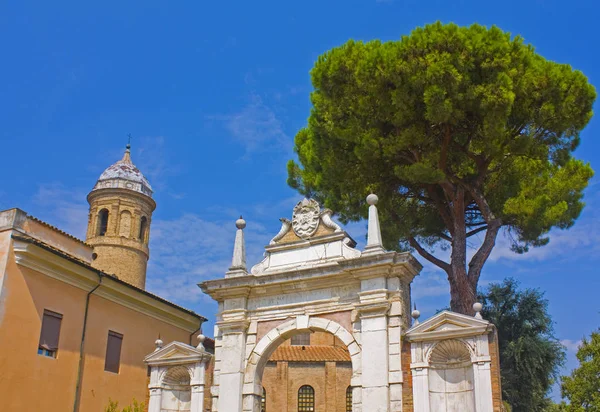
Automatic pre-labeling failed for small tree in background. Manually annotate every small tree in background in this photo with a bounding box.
[288,22,596,314]
[479,279,565,412]
[560,331,600,411]
[104,398,145,412]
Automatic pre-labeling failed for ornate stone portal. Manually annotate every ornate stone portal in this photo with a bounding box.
[144,336,212,412]
[199,196,501,412]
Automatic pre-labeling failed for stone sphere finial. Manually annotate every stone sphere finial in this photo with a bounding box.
[366,193,379,206]
[154,336,163,351]
[473,302,483,319]
[197,333,206,350]
[411,303,421,325]
[236,216,246,230]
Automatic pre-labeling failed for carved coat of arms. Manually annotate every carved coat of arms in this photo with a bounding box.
[291,198,320,238]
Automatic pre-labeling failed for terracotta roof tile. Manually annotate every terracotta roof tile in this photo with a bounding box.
[269,345,351,362]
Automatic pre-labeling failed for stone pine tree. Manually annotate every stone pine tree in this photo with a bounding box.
[559,331,600,411]
[479,279,565,412]
[287,22,596,313]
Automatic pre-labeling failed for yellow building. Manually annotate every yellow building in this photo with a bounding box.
[0,146,205,412]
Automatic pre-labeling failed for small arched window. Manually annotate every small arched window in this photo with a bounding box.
[298,385,314,412]
[346,386,352,412]
[261,387,266,412]
[97,209,109,236]
[139,216,148,242]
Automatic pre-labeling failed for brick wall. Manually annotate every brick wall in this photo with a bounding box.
[401,340,413,412]
[488,328,504,412]
[262,361,352,412]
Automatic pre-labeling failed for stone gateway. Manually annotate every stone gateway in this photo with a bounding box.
[199,195,503,412]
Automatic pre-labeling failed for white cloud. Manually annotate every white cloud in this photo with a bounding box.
[146,212,272,305]
[411,266,450,299]
[133,136,184,194]
[32,183,89,239]
[211,94,291,156]
[561,339,582,353]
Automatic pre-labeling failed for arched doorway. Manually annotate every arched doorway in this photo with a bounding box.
[260,327,353,411]
[242,316,361,412]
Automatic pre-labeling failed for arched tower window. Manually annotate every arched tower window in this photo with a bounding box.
[346,386,352,412]
[139,216,148,243]
[261,387,266,412]
[298,385,314,412]
[97,209,109,236]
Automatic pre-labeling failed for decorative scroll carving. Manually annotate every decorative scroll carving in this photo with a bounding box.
[320,209,342,232]
[292,198,320,238]
[269,218,291,244]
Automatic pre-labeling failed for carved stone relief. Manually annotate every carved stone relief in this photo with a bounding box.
[291,198,320,238]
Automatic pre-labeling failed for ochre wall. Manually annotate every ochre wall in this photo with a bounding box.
[0,247,87,411]
[78,293,193,411]
[0,247,196,412]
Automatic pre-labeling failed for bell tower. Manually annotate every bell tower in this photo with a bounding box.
[86,144,156,289]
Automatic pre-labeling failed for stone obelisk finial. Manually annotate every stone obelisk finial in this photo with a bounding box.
[226,216,248,277]
[363,193,385,255]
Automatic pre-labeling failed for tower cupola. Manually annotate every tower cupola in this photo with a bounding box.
[85,144,156,289]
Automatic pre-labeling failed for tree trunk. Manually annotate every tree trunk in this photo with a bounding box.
[447,186,477,315]
[448,264,477,315]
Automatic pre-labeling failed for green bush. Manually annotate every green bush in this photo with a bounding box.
[104,398,145,412]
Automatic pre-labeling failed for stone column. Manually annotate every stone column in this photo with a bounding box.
[473,361,494,411]
[190,361,207,412]
[147,366,163,412]
[357,276,391,412]
[411,367,430,412]
[216,319,250,412]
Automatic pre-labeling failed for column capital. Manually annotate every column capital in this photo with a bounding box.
[217,318,250,334]
[355,300,390,318]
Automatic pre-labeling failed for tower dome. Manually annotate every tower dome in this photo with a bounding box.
[92,144,153,197]
[85,144,156,289]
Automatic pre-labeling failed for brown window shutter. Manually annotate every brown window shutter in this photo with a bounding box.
[39,310,63,351]
[105,331,123,373]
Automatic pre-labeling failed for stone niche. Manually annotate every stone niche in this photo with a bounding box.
[405,311,501,412]
[144,341,212,412]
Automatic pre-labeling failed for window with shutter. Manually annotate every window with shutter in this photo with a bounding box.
[104,331,123,373]
[38,310,62,358]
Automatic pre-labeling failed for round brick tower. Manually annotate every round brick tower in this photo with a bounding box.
[85,144,156,289]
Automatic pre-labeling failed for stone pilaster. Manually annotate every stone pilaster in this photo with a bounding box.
[356,275,391,412]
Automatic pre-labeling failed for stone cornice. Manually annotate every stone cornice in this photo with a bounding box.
[405,325,491,342]
[13,238,203,331]
[200,251,422,301]
[87,187,156,211]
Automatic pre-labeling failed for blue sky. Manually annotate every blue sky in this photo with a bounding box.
[1,0,598,398]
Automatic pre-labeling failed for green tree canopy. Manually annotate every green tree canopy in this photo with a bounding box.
[288,22,596,313]
[560,331,600,411]
[479,279,565,412]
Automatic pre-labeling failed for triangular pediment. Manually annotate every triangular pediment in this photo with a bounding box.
[405,311,490,342]
[144,341,209,365]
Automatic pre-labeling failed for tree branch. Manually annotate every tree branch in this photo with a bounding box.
[408,237,450,271]
[467,221,502,287]
[466,226,488,238]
